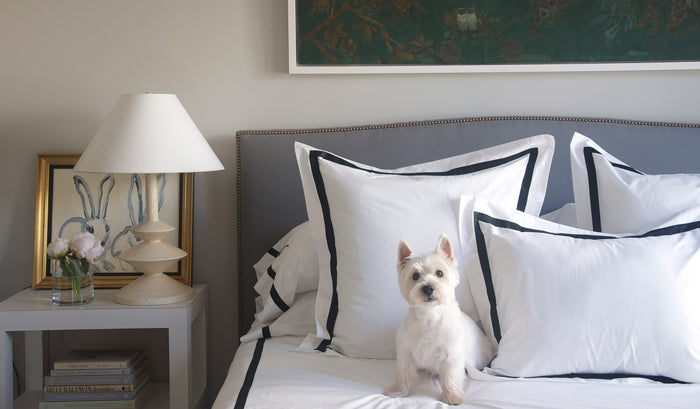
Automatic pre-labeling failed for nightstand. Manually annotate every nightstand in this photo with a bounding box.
[0,284,207,409]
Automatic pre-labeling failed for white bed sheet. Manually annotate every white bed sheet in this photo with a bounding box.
[212,336,700,409]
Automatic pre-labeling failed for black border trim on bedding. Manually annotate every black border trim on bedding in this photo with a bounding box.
[234,338,266,409]
[582,146,643,232]
[269,284,290,312]
[501,372,688,384]
[266,265,276,279]
[308,146,540,352]
[473,210,699,384]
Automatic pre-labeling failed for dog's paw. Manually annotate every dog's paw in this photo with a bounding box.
[440,390,464,406]
[384,384,406,398]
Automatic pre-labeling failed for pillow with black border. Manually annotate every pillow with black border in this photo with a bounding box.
[253,222,319,324]
[296,135,554,359]
[571,132,700,233]
[459,195,700,383]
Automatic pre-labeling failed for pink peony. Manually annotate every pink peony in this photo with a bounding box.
[69,232,104,263]
[46,237,70,258]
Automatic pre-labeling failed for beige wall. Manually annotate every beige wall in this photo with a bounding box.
[2,0,700,404]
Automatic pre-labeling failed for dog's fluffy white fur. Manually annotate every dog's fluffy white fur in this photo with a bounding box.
[385,234,494,405]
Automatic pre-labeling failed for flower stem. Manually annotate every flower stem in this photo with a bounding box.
[72,278,81,301]
[61,258,88,302]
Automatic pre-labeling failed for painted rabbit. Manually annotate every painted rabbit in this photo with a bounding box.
[59,174,115,271]
[109,174,166,270]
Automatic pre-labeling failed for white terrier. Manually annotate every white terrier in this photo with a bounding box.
[385,234,494,405]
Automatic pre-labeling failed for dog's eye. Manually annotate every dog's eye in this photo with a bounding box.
[436,270,444,278]
[412,272,420,281]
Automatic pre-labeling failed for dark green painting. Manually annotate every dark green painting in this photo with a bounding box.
[293,0,700,68]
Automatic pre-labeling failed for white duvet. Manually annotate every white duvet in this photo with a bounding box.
[212,336,700,409]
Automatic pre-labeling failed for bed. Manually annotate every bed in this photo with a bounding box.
[214,116,700,409]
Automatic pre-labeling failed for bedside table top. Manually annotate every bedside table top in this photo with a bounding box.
[0,284,207,333]
[0,284,206,312]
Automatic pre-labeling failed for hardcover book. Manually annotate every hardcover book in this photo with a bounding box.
[43,374,149,402]
[38,382,152,409]
[52,349,144,371]
[50,353,146,377]
[45,359,148,386]
[44,371,149,393]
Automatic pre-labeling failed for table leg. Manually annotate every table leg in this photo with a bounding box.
[24,331,44,391]
[1,331,13,408]
[169,321,190,409]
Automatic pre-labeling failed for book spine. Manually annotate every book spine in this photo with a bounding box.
[43,387,143,402]
[50,367,133,376]
[39,381,151,409]
[44,378,148,402]
[39,401,136,409]
[44,373,137,386]
[54,362,128,370]
[44,383,135,393]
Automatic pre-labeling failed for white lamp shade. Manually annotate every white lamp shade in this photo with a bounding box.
[74,93,224,174]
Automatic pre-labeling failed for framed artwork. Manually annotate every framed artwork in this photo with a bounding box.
[289,0,700,74]
[33,154,194,288]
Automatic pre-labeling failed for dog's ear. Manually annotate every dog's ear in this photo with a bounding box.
[436,234,456,264]
[398,240,413,266]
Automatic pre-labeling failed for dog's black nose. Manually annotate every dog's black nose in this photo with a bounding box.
[422,285,434,296]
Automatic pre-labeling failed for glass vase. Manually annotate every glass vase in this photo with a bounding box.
[51,260,95,305]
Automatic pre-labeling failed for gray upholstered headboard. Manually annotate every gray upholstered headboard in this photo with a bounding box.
[236,116,700,336]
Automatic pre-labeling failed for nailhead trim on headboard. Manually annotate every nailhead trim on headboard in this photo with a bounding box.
[237,116,700,138]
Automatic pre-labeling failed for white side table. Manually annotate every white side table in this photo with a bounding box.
[0,284,207,409]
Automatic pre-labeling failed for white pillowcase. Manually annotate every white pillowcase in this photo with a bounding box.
[253,223,300,278]
[296,135,555,359]
[540,202,577,227]
[571,132,700,233]
[241,291,317,343]
[459,196,700,383]
[253,222,319,324]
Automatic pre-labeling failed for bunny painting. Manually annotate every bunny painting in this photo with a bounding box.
[50,168,181,275]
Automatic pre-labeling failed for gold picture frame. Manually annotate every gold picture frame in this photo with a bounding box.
[33,153,194,288]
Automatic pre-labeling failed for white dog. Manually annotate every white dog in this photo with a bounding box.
[385,234,494,405]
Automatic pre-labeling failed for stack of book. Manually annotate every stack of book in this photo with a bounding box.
[39,349,152,409]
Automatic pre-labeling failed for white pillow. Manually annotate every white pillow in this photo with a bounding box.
[241,291,317,343]
[296,135,555,359]
[459,196,700,383]
[571,132,700,233]
[253,222,319,324]
[253,223,301,280]
[540,202,577,227]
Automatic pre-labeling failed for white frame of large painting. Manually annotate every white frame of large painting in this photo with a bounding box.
[288,0,700,75]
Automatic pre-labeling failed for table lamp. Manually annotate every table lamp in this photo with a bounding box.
[73,93,223,305]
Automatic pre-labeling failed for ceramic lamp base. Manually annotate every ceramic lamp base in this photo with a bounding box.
[113,173,193,306]
[113,272,193,305]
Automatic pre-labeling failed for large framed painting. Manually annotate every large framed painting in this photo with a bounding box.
[33,154,194,288]
[289,0,700,73]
